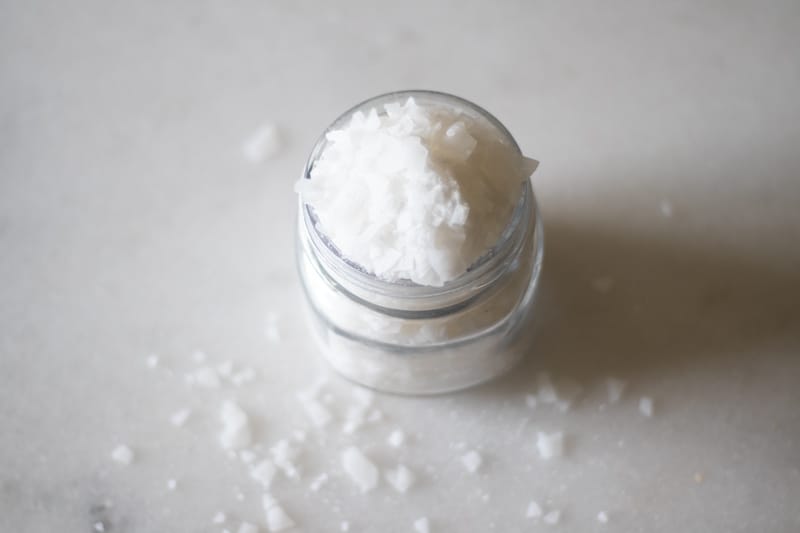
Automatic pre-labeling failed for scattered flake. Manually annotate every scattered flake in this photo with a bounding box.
[166,479,177,491]
[461,450,482,473]
[240,449,257,464]
[111,445,134,465]
[213,512,227,524]
[219,401,252,451]
[263,494,296,532]
[597,511,609,523]
[591,276,615,294]
[543,510,561,525]
[265,312,282,342]
[660,199,673,218]
[231,367,257,387]
[341,446,379,492]
[244,123,282,163]
[606,378,627,404]
[388,429,406,447]
[271,439,301,479]
[297,395,332,428]
[413,517,430,533]
[94,522,105,532]
[385,464,415,493]
[526,500,543,519]
[217,360,234,377]
[524,394,538,409]
[170,408,192,427]
[536,431,564,460]
[310,473,329,492]
[238,522,259,533]
[250,459,278,488]
[192,350,208,363]
[190,366,221,388]
[639,396,654,417]
[340,521,350,531]
[145,354,159,369]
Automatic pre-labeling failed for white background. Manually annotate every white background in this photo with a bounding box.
[1,1,799,532]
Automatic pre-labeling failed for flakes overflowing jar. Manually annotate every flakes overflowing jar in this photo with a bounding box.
[295,90,544,394]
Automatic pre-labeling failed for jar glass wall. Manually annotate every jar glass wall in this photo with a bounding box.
[296,91,544,394]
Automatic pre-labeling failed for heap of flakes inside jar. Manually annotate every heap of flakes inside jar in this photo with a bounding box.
[295,97,538,287]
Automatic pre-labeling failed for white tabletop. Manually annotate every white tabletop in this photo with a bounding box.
[2,1,799,532]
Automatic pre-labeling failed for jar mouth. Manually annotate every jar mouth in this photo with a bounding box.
[299,90,536,314]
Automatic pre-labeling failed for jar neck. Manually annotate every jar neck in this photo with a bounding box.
[300,181,534,319]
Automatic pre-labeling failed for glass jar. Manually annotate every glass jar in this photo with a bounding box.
[296,90,544,394]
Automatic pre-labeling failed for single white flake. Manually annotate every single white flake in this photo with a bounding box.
[543,510,561,525]
[309,473,329,492]
[298,395,332,428]
[192,350,207,363]
[238,522,259,533]
[170,408,192,427]
[526,500,543,518]
[461,450,482,473]
[250,459,278,488]
[414,517,430,533]
[271,439,301,479]
[94,522,105,532]
[243,123,282,163]
[388,429,406,447]
[166,479,177,491]
[536,432,564,460]
[341,446,379,492]
[263,494,295,532]
[639,396,654,417]
[111,445,134,465]
[597,511,609,523]
[385,464,415,493]
[145,354,159,369]
[219,401,252,451]
[340,521,350,531]
[213,511,227,524]
[190,366,221,388]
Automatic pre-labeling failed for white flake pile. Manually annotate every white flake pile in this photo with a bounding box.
[296,97,538,286]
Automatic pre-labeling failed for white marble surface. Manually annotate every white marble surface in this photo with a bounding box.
[2,1,799,532]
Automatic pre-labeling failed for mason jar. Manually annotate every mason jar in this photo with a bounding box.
[296,90,544,394]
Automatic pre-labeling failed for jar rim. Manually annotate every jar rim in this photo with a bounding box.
[299,90,537,314]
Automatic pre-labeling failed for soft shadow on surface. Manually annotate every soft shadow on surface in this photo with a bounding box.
[470,217,800,396]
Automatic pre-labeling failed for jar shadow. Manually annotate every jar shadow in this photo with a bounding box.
[466,217,800,397]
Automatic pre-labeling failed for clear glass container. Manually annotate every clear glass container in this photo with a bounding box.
[296,90,544,394]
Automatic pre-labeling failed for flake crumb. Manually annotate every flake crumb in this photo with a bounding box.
[145,354,159,369]
[536,431,564,460]
[219,401,252,451]
[606,378,627,404]
[543,509,561,525]
[238,522,259,533]
[243,123,282,163]
[388,429,406,448]
[310,473,329,492]
[694,472,704,483]
[166,478,177,491]
[461,450,483,473]
[526,500,543,519]
[170,408,192,427]
[341,446,379,492]
[111,445,134,465]
[264,313,282,342]
[597,511,609,523]
[263,494,296,532]
[271,439,301,479]
[189,366,221,388]
[340,521,350,531]
[414,517,430,533]
[94,522,105,532]
[639,396,654,417]
[385,464,416,493]
[192,350,207,363]
[250,459,278,488]
[591,276,615,293]
[213,511,227,524]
